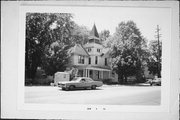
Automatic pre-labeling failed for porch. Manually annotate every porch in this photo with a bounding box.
[77,66,112,81]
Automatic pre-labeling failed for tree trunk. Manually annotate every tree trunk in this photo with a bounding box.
[118,72,124,84]
[30,51,41,83]
[124,75,127,84]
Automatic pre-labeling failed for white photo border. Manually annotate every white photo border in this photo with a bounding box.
[2,1,179,120]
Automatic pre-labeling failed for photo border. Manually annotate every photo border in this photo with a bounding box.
[2,1,179,120]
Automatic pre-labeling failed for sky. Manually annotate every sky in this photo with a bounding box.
[70,6,171,42]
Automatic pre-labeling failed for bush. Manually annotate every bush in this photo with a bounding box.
[102,78,118,85]
[25,76,53,86]
[25,78,33,86]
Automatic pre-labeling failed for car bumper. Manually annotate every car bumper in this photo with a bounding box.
[58,84,66,88]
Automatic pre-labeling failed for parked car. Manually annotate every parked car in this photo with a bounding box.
[58,77,103,90]
[148,78,161,86]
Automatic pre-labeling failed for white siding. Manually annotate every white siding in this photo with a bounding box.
[86,55,110,67]
[69,43,111,69]
[72,54,89,65]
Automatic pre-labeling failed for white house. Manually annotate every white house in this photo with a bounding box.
[66,24,118,82]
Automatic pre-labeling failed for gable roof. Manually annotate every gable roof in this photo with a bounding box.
[69,44,89,56]
[103,48,111,57]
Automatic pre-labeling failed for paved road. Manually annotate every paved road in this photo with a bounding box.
[25,85,161,105]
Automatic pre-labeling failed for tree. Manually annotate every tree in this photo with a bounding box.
[26,13,49,80]
[71,24,90,45]
[147,40,162,77]
[25,13,74,81]
[102,36,113,48]
[99,30,110,43]
[110,21,148,84]
[42,42,70,76]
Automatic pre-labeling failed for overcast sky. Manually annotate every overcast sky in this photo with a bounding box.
[71,7,171,42]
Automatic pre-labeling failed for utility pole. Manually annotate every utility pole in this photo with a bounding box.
[155,25,161,78]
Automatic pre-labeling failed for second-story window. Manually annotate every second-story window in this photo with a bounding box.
[89,57,91,64]
[97,49,100,52]
[95,56,98,64]
[78,55,85,64]
[105,58,107,66]
[88,48,91,52]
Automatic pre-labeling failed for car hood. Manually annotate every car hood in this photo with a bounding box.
[58,81,78,84]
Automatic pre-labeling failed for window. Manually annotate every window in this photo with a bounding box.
[86,78,93,82]
[87,48,91,52]
[97,49,100,52]
[89,70,93,76]
[112,72,115,77]
[89,57,91,64]
[81,79,85,82]
[95,56,98,64]
[78,55,85,64]
[105,58,107,66]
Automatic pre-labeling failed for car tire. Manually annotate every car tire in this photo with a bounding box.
[69,85,75,90]
[91,85,96,90]
[65,87,69,91]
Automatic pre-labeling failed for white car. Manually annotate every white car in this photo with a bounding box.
[148,78,161,86]
[58,77,103,90]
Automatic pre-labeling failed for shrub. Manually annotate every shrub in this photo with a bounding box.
[102,78,118,85]
[25,78,33,86]
[25,76,53,86]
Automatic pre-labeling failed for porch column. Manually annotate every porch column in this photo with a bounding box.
[102,71,104,79]
[100,71,102,79]
[85,69,87,77]
[109,71,111,78]
[87,69,89,77]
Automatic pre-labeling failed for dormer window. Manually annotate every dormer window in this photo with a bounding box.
[97,49,101,52]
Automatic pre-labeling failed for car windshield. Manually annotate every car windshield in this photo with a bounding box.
[71,77,81,81]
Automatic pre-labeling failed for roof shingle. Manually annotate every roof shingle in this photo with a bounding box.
[90,24,99,38]
[69,44,89,56]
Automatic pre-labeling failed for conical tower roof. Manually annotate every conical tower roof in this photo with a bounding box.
[90,24,99,38]
[88,24,101,44]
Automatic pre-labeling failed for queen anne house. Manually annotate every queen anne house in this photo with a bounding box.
[66,24,118,82]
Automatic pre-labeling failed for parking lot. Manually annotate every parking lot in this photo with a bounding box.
[25,85,161,105]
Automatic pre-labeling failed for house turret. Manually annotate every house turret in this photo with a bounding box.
[88,24,101,44]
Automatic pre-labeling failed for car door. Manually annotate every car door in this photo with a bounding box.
[79,78,86,88]
[85,78,93,87]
